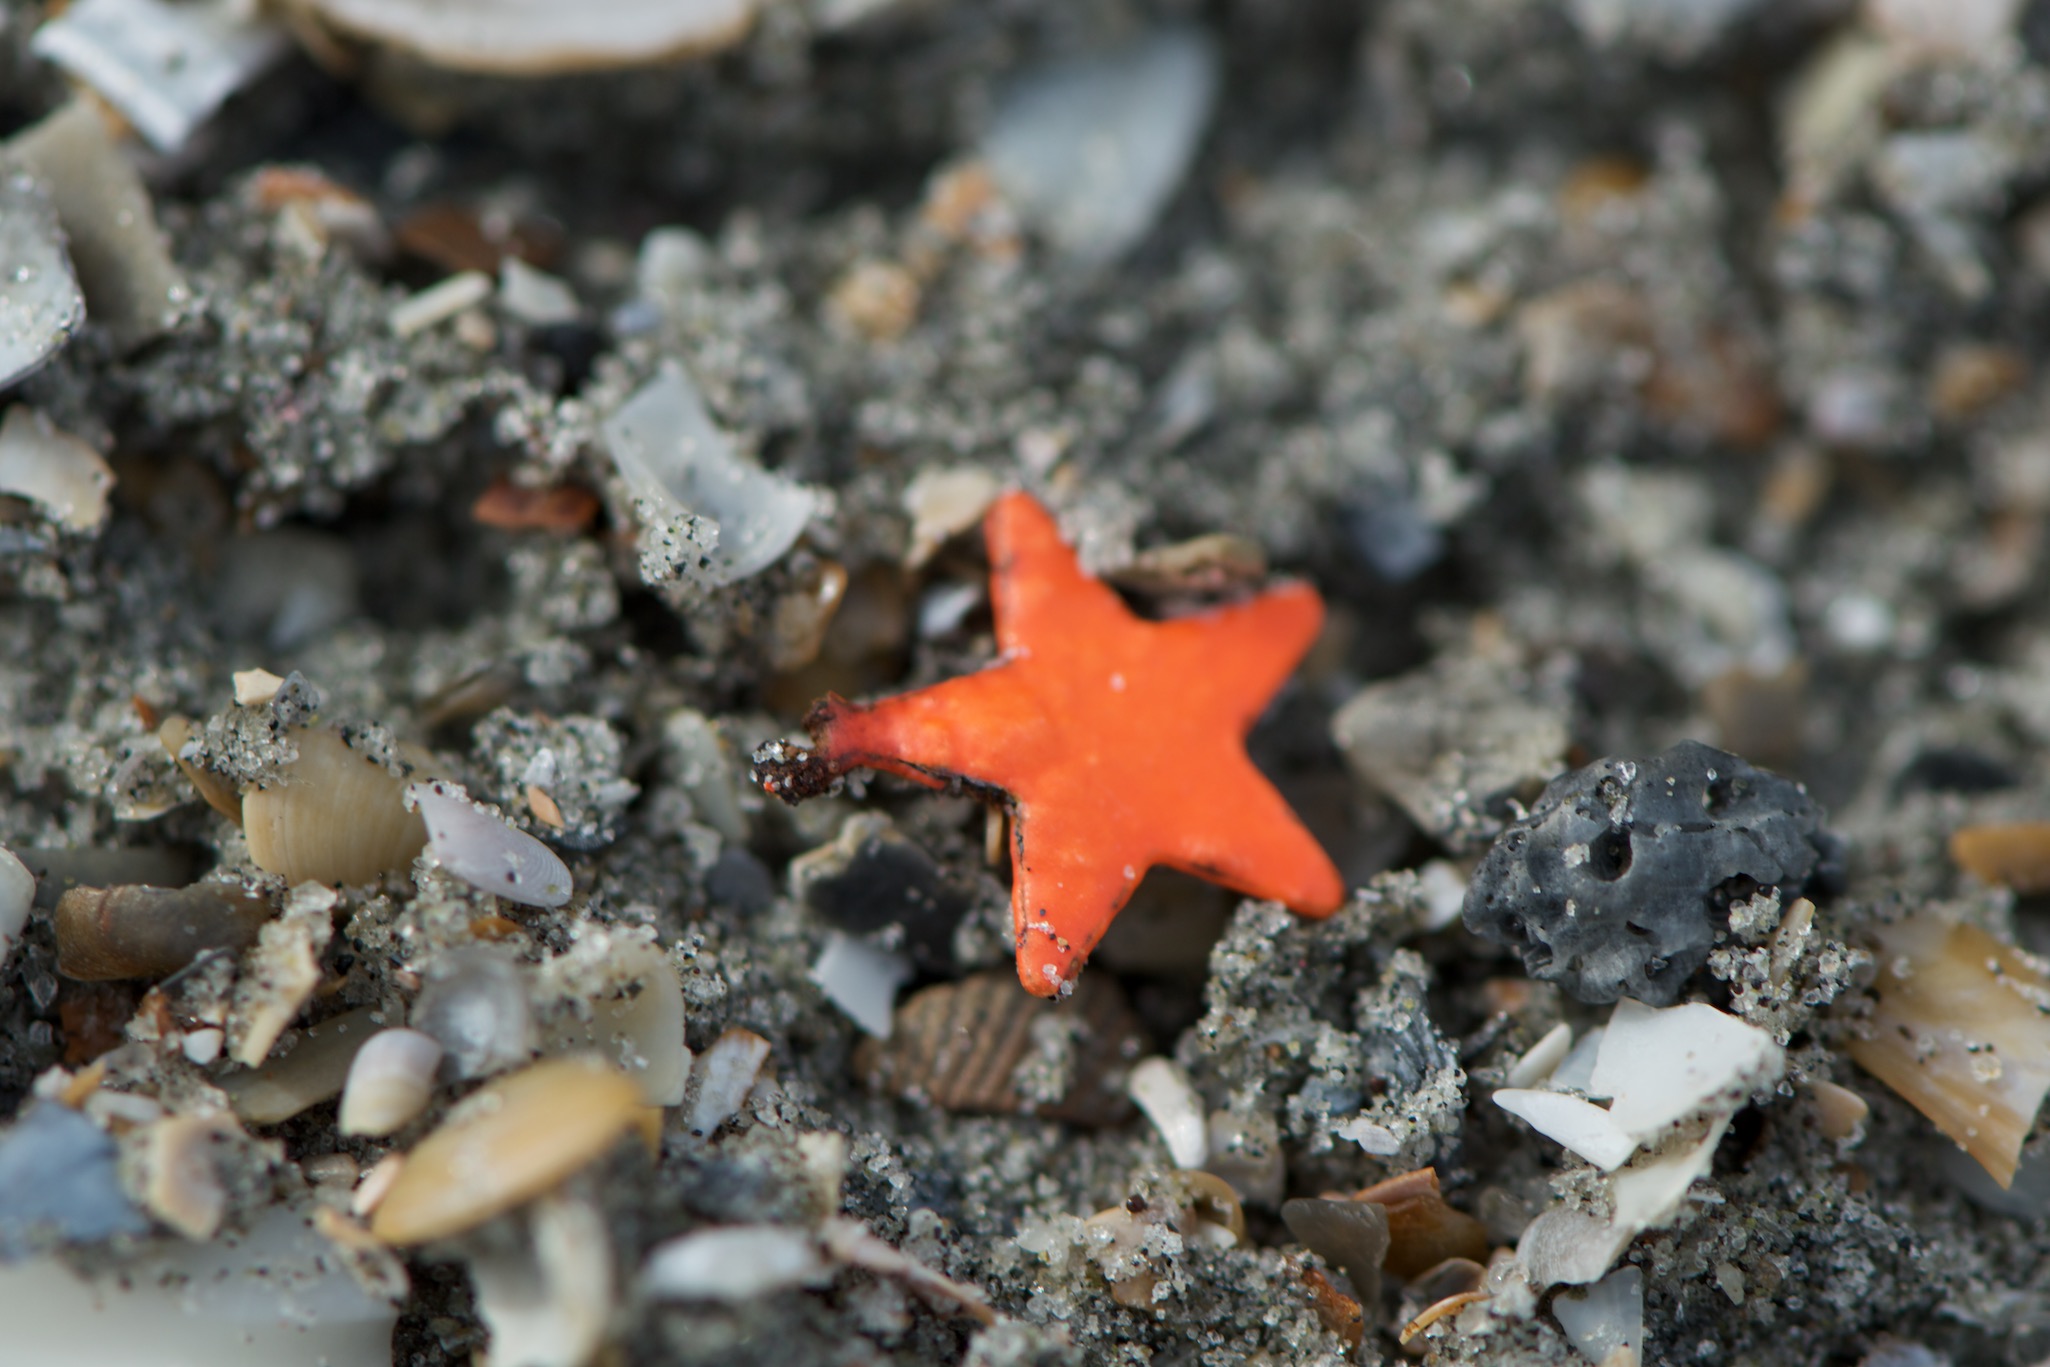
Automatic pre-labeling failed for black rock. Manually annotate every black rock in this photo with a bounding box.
[801,834,968,975]
[1461,740,1842,1005]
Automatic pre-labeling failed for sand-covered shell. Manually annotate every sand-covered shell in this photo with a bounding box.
[370,1054,644,1246]
[243,728,428,886]
[544,942,688,1106]
[339,1028,444,1137]
[854,970,1144,1126]
[53,882,274,980]
[409,780,572,908]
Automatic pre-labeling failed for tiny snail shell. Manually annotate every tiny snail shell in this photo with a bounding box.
[243,728,428,886]
[53,882,275,980]
[339,1028,445,1137]
[408,780,572,908]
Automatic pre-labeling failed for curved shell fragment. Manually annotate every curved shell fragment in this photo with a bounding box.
[408,780,572,908]
[295,0,758,75]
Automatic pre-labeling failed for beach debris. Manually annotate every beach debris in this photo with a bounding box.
[1494,999,1784,1172]
[53,882,274,981]
[30,0,290,155]
[791,815,968,975]
[604,363,820,588]
[408,780,572,909]
[472,477,601,534]
[825,258,921,342]
[388,269,493,338]
[809,932,912,1038]
[1463,740,1840,1005]
[242,728,429,887]
[339,1029,444,1137]
[1351,1168,1490,1281]
[231,669,287,707]
[752,491,1342,998]
[0,1103,148,1257]
[982,26,1220,265]
[902,466,1001,570]
[465,1192,613,1367]
[498,257,581,327]
[642,1224,833,1301]
[413,947,537,1080]
[0,172,83,391]
[684,1027,772,1141]
[1506,1022,1576,1089]
[1551,1264,1644,1367]
[218,1006,382,1124]
[290,0,758,74]
[1201,1108,1285,1206]
[370,1055,645,1245]
[0,406,115,533]
[541,938,689,1106]
[1,100,188,347]
[1281,1197,1390,1304]
[1332,650,1570,854]
[1808,1079,1869,1141]
[1845,915,2050,1187]
[854,970,1143,1125]
[1128,1057,1208,1169]
[227,881,337,1066]
[0,846,31,972]
[1948,821,2050,893]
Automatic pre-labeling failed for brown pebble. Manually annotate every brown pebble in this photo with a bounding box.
[1929,343,2027,420]
[827,259,922,342]
[370,1055,644,1246]
[1950,821,2050,892]
[54,883,275,981]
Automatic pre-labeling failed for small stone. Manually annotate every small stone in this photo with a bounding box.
[826,259,921,342]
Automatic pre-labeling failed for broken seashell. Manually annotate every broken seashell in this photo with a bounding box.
[292,0,758,74]
[0,846,37,972]
[809,932,912,1039]
[227,882,336,1067]
[408,780,572,908]
[0,406,114,533]
[1302,1265,1366,1348]
[1105,532,1269,598]
[1808,1078,1870,1141]
[1949,821,2050,893]
[53,882,274,981]
[1282,1197,1390,1305]
[1399,1289,1490,1347]
[1169,1169,1245,1246]
[1551,1264,1644,1367]
[820,1217,996,1324]
[218,1006,383,1125]
[543,941,689,1106]
[465,1192,612,1367]
[855,970,1143,1126]
[232,669,288,707]
[825,258,921,343]
[1505,1021,1575,1089]
[1353,1168,1491,1282]
[1202,1108,1285,1207]
[370,1055,645,1246]
[138,1111,239,1241]
[1845,914,2050,1187]
[684,1027,771,1140]
[243,729,429,887]
[1128,1057,1208,1169]
[412,946,536,1080]
[338,1029,443,1137]
[157,716,244,824]
[902,467,1001,570]
[0,170,84,390]
[641,1224,832,1301]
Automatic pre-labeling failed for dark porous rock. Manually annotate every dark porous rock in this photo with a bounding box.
[1462,740,1843,1005]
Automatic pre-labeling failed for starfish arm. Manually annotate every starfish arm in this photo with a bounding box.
[1008,803,1147,998]
[1158,754,1346,916]
[814,667,1048,791]
[1155,582,1327,727]
[985,492,1132,657]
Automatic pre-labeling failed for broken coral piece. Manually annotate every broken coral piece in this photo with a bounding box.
[1845,914,2050,1188]
[751,490,1343,998]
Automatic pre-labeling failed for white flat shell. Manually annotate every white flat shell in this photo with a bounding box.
[0,172,83,391]
[299,0,757,74]
[409,780,573,908]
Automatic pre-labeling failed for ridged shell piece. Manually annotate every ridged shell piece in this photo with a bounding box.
[408,781,572,908]
[854,970,1144,1125]
[243,728,428,886]
[369,1055,643,1246]
[53,882,274,981]
[339,1028,444,1137]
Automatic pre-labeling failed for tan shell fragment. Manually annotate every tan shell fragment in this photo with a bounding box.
[139,1112,241,1241]
[243,728,429,887]
[1949,821,2050,893]
[1845,915,2050,1187]
[227,882,337,1067]
[854,970,1145,1126]
[370,1055,644,1246]
[53,882,274,981]
[292,0,758,74]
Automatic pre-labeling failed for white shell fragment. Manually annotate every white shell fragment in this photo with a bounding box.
[297,0,758,74]
[0,406,115,532]
[684,1027,771,1140]
[227,882,337,1068]
[466,1193,613,1367]
[1505,1021,1575,1089]
[409,780,573,908]
[1127,1057,1209,1169]
[982,26,1220,266]
[389,270,493,338]
[1492,1090,1638,1172]
[641,1225,832,1301]
[902,466,1000,569]
[232,668,287,706]
[339,1029,444,1137]
[2,101,189,347]
[604,363,821,585]
[809,932,911,1039]
[0,844,33,972]
[30,0,290,155]
[499,258,580,326]
[544,939,690,1106]
[0,171,83,391]
[1552,1264,1645,1367]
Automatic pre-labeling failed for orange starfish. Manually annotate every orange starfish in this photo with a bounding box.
[754,491,1345,997]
